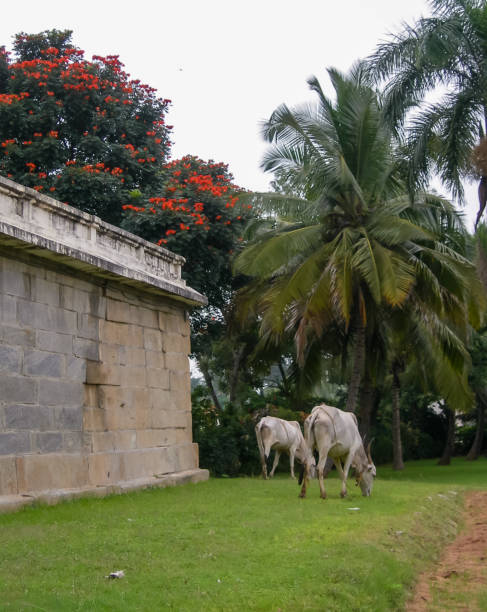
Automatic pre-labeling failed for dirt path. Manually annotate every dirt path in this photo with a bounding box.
[406,490,487,611]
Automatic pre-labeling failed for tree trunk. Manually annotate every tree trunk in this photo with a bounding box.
[345,316,365,413]
[466,395,485,461]
[229,344,246,406]
[359,377,375,441]
[198,358,224,413]
[391,367,404,470]
[438,404,455,465]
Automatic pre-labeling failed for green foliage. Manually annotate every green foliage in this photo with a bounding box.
[191,386,260,476]
[0,30,171,225]
[235,67,482,411]
[367,0,487,220]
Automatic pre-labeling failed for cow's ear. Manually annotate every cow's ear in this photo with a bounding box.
[367,465,373,472]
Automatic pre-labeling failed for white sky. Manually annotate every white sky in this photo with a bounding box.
[1,0,479,228]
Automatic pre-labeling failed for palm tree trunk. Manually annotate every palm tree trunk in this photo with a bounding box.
[466,395,485,461]
[345,316,365,413]
[438,405,455,465]
[391,366,404,470]
[198,358,223,413]
[359,377,375,441]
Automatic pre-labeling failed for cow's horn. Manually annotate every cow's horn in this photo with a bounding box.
[366,438,374,463]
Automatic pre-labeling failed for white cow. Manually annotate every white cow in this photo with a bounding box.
[255,416,315,479]
[299,404,376,499]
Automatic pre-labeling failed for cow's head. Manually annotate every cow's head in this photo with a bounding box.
[356,440,376,496]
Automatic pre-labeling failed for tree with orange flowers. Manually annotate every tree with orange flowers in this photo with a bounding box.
[0,29,171,225]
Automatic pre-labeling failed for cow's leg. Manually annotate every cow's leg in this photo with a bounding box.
[269,450,280,478]
[317,451,330,499]
[340,453,353,497]
[289,446,297,479]
[333,459,346,497]
[299,463,309,498]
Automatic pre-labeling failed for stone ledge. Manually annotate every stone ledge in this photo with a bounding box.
[0,468,209,514]
[0,176,206,306]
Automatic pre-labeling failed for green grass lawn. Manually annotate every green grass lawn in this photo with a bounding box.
[0,457,485,611]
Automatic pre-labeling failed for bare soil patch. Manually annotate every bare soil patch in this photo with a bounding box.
[406,490,487,611]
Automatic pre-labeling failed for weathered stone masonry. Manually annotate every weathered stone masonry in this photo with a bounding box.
[0,176,209,509]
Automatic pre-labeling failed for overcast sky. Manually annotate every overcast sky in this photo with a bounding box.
[1,0,479,228]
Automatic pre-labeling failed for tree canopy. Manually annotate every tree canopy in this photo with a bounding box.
[0,29,171,225]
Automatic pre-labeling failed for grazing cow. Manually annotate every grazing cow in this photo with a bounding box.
[255,416,315,479]
[299,404,376,499]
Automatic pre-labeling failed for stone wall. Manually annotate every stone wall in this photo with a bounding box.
[0,176,208,506]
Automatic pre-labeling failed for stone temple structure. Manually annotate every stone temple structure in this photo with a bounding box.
[0,176,209,512]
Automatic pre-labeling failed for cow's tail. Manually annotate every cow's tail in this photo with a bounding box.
[255,421,266,459]
[255,421,273,459]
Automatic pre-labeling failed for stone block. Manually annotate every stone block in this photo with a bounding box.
[86,362,121,386]
[143,328,162,351]
[133,389,151,428]
[162,332,190,355]
[73,338,99,361]
[88,452,125,486]
[0,375,37,403]
[151,406,189,429]
[23,350,64,378]
[77,313,100,340]
[99,321,142,347]
[71,289,92,314]
[1,325,35,347]
[131,305,158,329]
[52,406,83,430]
[169,370,190,393]
[150,389,177,412]
[34,432,63,453]
[91,431,136,453]
[83,384,98,408]
[99,344,121,365]
[31,277,60,306]
[0,345,22,373]
[165,353,190,374]
[136,428,189,449]
[103,403,137,430]
[88,293,106,319]
[0,295,18,325]
[0,456,18,495]
[119,365,146,388]
[97,385,129,410]
[36,330,72,354]
[145,350,165,369]
[4,404,52,430]
[83,407,106,432]
[106,299,131,323]
[121,346,146,367]
[1,267,30,298]
[158,311,187,335]
[38,379,83,407]
[63,432,83,452]
[147,368,170,389]
[16,453,89,492]
[172,388,192,412]
[18,302,77,333]
[0,432,31,455]
[59,285,74,310]
[65,356,86,382]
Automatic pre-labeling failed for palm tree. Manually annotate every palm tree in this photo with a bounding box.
[235,67,482,414]
[367,0,487,225]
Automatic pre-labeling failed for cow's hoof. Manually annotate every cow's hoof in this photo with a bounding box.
[298,492,306,499]
[340,491,347,498]
[320,493,327,500]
